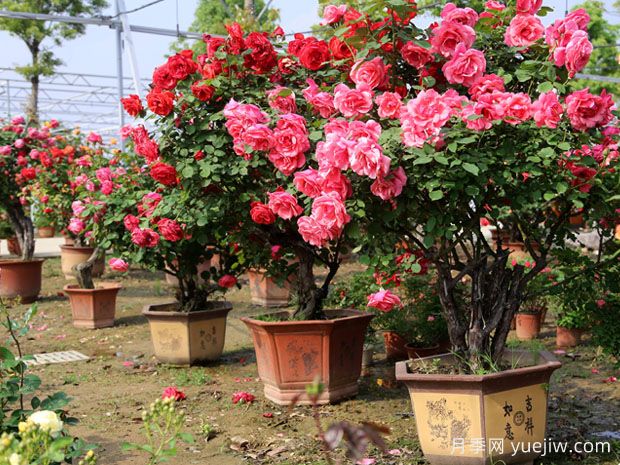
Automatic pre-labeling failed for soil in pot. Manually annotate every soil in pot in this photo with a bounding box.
[396,350,561,465]
[516,313,542,340]
[383,331,409,361]
[556,326,584,348]
[241,309,373,405]
[0,259,44,304]
[60,245,104,280]
[142,301,232,365]
[64,282,121,329]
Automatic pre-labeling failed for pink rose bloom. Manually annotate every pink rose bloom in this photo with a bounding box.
[87,131,103,144]
[517,0,542,14]
[370,167,407,200]
[485,1,506,10]
[504,14,544,48]
[350,57,388,90]
[303,79,336,118]
[441,3,478,27]
[503,92,532,125]
[347,120,381,141]
[367,289,402,312]
[224,100,269,139]
[349,137,391,179]
[297,215,330,247]
[68,217,85,235]
[320,168,352,200]
[242,124,273,152]
[108,258,129,272]
[71,200,86,216]
[218,274,237,288]
[266,86,297,114]
[532,91,563,128]
[469,74,505,100]
[321,4,347,25]
[162,387,186,401]
[100,180,114,195]
[324,118,350,139]
[461,104,493,131]
[430,21,476,58]
[294,168,324,198]
[0,145,12,155]
[131,228,160,248]
[268,150,306,176]
[29,149,40,160]
[277,113,308,134]
[316,139,350,171]
[120,124,133,139]
[375,92,403,119]
[11,115,25,125]
[442,44,486,88]
[400,89,453,148]
[272,126,309,158]
[123,214,140,232]
[564,30,592,77]
[268,190,303,220]
[14,138,25,149]
[96,167,113,183]
[311,192,350,239]
[333,83,374,118]
[565,88,614,131]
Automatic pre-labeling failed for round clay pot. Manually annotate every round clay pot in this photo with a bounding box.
[383,331,409,361]
[405,343,443,360]
[7,237,21,256]
[60,245,104,280]
[516,313,541,340]
[37,226,55,238]
[556,326,583,348]
[64,282,121,329]
[0,259,44,304]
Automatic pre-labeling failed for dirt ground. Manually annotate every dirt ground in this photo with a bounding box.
[4,259,619,465]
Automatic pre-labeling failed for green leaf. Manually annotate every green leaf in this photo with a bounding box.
[413,156,433,165]
[429,190,444,201]
[462,163,480,176]
[537,82,554,93]
[178,432,195,444]
[182,165,194,178]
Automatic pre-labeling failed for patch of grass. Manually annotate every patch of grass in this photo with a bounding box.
[173,369,212,386]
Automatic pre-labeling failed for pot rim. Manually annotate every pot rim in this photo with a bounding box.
[64,282,122,293]
[0,258,45,266]
[240,308,373,327]
[59,244,95,252]
[142,300,233,318]
[404,342,441,350]
[396,349,561,383]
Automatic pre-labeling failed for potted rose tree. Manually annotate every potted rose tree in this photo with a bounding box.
[308,1,619,464]
[0,116,52,303]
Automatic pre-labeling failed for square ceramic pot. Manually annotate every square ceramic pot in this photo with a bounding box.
[142,301,232,365]
[64,282,121,329]
[247,269,291,307]
[241,309,373,405]
[396,350,561,465]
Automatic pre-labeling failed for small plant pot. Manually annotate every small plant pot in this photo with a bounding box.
[556,326,583,348]
[247,269,291,307]
[60,245,104,280]
[396,350,561,465]
[241,309,373,405]
[142,301,232,365]
[7,237,21,256]
[405,343,443,360]
[64,282,121,329]
[37,226,55,238]
[0,259,44,304]
[383,331,409,361]
[516,313,541,341]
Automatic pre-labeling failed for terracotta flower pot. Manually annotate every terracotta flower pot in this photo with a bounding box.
[7,237,21,256]
[516,313,541,341]
[247,269,291,307]
[37,226,55,238]
[142,301,232,365]
[63,236,75,246]
[556,326,583,348]
[64,282,121,329]
[383,331,409,361]
[241,309,373,405]
[60,245,104,280]
[396,350,561,465]
[405,343,443,360]
[0,259,44,304]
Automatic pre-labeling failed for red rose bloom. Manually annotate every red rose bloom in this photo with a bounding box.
[226,22,245,55]
[121,94,144,117]
[232,391,255,404]
[19,167,36,181]
[298,38,331,71]
[152,64,177,90]
[131,228,160,248]
[166,51,198,80]
[191,81,215,102]
[243,32,278,74]
[218,274,237,288]
[401,41,434,68]
[329,36,355,60]
[146,90,175,116]
[157,218,183,242]
[162,386,186,401]
[250,201,276,224]
[150,162,178,186]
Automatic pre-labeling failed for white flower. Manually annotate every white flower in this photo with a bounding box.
[28,410,63,437]
[9,453,22,465]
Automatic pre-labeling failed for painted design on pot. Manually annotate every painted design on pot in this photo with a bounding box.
[286,340,319,378]
[199,327,218,351]
[155,329,182,352]
[425,398,472,449]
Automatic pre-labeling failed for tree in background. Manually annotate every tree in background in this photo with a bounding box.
[0,0,107,123]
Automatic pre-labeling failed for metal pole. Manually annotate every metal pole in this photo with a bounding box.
[115,0,125,150]
[6,80,10,118]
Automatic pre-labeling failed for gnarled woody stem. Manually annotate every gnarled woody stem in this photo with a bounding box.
[74,247,102,290]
